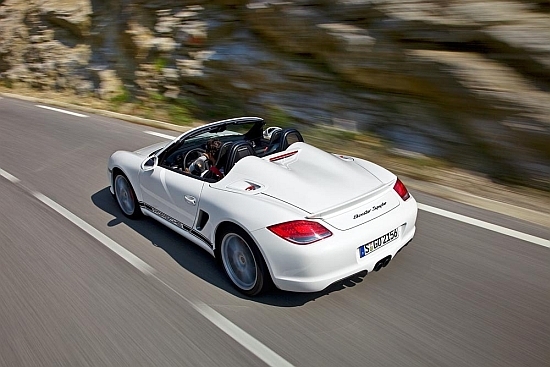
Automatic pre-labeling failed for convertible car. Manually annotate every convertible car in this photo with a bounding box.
[108,117,417,295]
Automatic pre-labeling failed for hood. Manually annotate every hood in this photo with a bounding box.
[221,142,386,214]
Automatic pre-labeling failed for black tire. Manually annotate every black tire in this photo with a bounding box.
[113,173,141,219]
[219,225,270,296]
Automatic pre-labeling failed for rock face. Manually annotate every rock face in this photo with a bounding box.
[1,0,549,188]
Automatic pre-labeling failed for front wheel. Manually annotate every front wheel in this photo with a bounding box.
[219,225,269,296]
[114,173,141,219]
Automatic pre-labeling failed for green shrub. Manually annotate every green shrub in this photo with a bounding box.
[154,58,168,73]
[110,87,132,105]
[167,103,193,125]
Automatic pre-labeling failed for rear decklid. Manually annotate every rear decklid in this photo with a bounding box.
[223,142,399,230]
[308,183,400,230]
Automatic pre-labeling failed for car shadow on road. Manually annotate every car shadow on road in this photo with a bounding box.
[92,187,368,306]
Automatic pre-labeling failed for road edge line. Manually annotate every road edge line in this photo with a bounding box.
[418,203,550,248]
[32,191,155,274]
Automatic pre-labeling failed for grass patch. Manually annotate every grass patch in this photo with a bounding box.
[138,91,197,126]
[1,79,13,88]
[167,103,193,125]
[110,87,132,106]
[149,91,165,102]
[154,57,168,73]
[199,95,247,121]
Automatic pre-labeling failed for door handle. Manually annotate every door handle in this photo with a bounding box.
[184,195,197,206]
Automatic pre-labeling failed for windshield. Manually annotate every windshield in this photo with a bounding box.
[183,118,264,145]
[184,130,242,144]
[158,118,265,169]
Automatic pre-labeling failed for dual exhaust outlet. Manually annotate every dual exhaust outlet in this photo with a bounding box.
[373,255,391,272]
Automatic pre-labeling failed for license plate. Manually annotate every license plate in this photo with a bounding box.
[359,228,399,258]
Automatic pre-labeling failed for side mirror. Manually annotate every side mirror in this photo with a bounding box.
[141,156,158,171]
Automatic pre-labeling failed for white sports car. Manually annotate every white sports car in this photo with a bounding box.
[108,117,417,295]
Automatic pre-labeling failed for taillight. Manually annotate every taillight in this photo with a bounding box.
[393,178,410,201]
[267,220,332,245]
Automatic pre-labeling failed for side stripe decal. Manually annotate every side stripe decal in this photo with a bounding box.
[140,202,213,247]
[191,230,211,246]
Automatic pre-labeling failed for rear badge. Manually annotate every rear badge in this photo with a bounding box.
[353,201,387,220]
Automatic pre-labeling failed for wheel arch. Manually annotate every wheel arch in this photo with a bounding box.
[111,167,125,186]
[214,221,246,257]
[214,221,274,294]
[108,150,145,202]
[110,165,143,203]
[214,221,274,282]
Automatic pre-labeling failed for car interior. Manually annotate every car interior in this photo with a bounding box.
[159,123,304,182]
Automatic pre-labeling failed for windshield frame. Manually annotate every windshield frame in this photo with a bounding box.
[153,117,265,166]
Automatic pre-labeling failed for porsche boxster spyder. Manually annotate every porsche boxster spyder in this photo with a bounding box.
[108,117,417,295]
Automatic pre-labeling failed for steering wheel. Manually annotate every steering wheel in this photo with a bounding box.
[183,148,206,171]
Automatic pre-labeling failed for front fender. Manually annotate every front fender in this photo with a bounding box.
[108,151,145,202]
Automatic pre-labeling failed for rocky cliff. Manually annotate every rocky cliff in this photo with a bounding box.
[1,0,549,188]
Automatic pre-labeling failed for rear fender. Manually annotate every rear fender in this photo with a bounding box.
[200,186,307,247]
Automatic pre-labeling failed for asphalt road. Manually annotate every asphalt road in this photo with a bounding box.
[0,96,549,367]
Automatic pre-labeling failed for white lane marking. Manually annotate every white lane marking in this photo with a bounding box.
[0,166,296,366]
[144,131,177,140]
[418,203,550,248]
[191,303,296,367]
[33,192,155,274]
[0,167,292,365]
[0,167,21,183]
[1,165,545,364]
[153,276,295,367]
[0,167,152,273]
[36,105,88,118]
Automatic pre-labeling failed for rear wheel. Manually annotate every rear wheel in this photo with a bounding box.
[219,225,269,296]
[114,173,141,219]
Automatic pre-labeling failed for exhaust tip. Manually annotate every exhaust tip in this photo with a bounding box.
[373,256,392,271]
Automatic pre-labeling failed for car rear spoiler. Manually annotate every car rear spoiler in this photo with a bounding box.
[305,182,392,219]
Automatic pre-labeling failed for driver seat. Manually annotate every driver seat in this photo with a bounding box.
[215,142,233,172]
[224,142,255,174]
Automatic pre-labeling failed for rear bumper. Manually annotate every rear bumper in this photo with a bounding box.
[251,196,418,293]
[273,226,414,293]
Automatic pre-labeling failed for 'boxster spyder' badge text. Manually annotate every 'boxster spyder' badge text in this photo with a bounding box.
[353,201,387,219]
